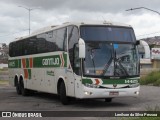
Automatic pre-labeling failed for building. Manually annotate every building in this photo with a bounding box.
[0,43,8,69]
[139,36,160,68]
[138,40,152,69]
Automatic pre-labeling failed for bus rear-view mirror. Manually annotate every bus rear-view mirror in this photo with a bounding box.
[78,38,85,58]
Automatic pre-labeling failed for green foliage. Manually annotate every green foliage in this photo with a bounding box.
[140,71,160,86]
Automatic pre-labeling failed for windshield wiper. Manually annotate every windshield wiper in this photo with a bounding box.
[114,53,129,76]
[101,55,113,75]
[89,49,96,74]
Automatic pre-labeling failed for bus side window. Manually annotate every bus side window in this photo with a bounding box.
[28,37,37,55]
[37,38,46,53]
[45,31,57,52]
[74,44,80,75]
[23,40,28,55]
[56,28,67,51]
[68,26,79,75]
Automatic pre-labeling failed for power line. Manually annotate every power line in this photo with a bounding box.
[137,31,160,37]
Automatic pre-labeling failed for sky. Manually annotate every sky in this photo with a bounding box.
[1,0,160,44]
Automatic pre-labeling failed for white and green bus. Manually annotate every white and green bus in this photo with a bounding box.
[9,21,140,105]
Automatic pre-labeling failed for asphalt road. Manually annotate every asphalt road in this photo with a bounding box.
[0,84,160,119]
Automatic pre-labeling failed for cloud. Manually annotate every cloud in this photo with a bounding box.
[1,0,160,44]
[3,0,160,14]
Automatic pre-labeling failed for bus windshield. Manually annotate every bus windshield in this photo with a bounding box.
[80,26,136,43]
[80,26,139,77]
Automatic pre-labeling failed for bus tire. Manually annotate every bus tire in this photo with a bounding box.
[105,98,112,102]
[15,78,21,95]
[59,82,69,105]
[19,79,28,96]
[16,83,21,95]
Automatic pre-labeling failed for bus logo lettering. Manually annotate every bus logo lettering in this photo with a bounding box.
[42,58,59,66]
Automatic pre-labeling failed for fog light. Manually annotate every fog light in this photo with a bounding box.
[84,91,92,95]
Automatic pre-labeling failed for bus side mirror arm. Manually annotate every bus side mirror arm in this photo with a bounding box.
[79,38,85,58]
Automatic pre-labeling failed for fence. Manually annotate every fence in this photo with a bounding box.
[0,70,8,80]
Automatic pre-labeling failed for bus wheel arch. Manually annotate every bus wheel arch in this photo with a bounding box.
[57,78,64,95]
[14,75,18,87]
[57,78,69,105]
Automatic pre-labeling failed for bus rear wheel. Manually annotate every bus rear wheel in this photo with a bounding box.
[59,82,69,105]
[19,79,28,96]
[16,82,21,95]
[15,77,21,95]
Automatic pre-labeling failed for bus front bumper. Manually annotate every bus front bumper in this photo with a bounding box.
[78,86,140,99]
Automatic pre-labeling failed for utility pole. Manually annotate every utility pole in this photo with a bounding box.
[18,6,40,35]
[126,7,160,15]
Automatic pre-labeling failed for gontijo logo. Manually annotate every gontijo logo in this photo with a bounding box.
[42,58,59,66]
[41,54,65,67]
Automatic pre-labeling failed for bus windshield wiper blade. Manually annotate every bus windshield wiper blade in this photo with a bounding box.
[114,50,129,76]
[101,56,113,75]
[89,50,96,74]
[116,58,129,76]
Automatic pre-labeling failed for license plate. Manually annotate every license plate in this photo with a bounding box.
[109,91,119,96]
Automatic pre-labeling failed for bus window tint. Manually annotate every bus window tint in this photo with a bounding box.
[68,26,79,74]
[56,28,67,51]
[80,26,135,42]
[9,27,68,57]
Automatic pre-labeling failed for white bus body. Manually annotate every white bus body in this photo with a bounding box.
[9,21,140,104]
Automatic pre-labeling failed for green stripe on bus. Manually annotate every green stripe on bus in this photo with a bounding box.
[18,59,21,68]
[82,78,139,85]
[9,54,67,68]
[82,79,93,84]
[26,58,30,68]
[33,54,66,68]
[28,69,31,79]
[8,59,21,68]
[63,53,67,67]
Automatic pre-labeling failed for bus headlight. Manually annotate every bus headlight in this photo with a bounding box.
[84,91,92,95]
[134,91,139,95]
[129,83,139,88]
[85,83,100,88]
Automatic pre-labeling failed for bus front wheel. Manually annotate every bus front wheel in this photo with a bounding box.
[59,82,69,105]
[105,98,112,102]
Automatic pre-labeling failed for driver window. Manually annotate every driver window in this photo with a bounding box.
[68,26,80,75]
[74,44,80,75]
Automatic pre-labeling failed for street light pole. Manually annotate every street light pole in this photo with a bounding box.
[29,8,31,35]
[126,7,160,15]
[18,6,39,35]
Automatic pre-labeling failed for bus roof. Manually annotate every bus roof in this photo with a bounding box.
[13,21,132,42]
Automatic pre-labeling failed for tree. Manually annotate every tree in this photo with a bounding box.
[0,43,8,64]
